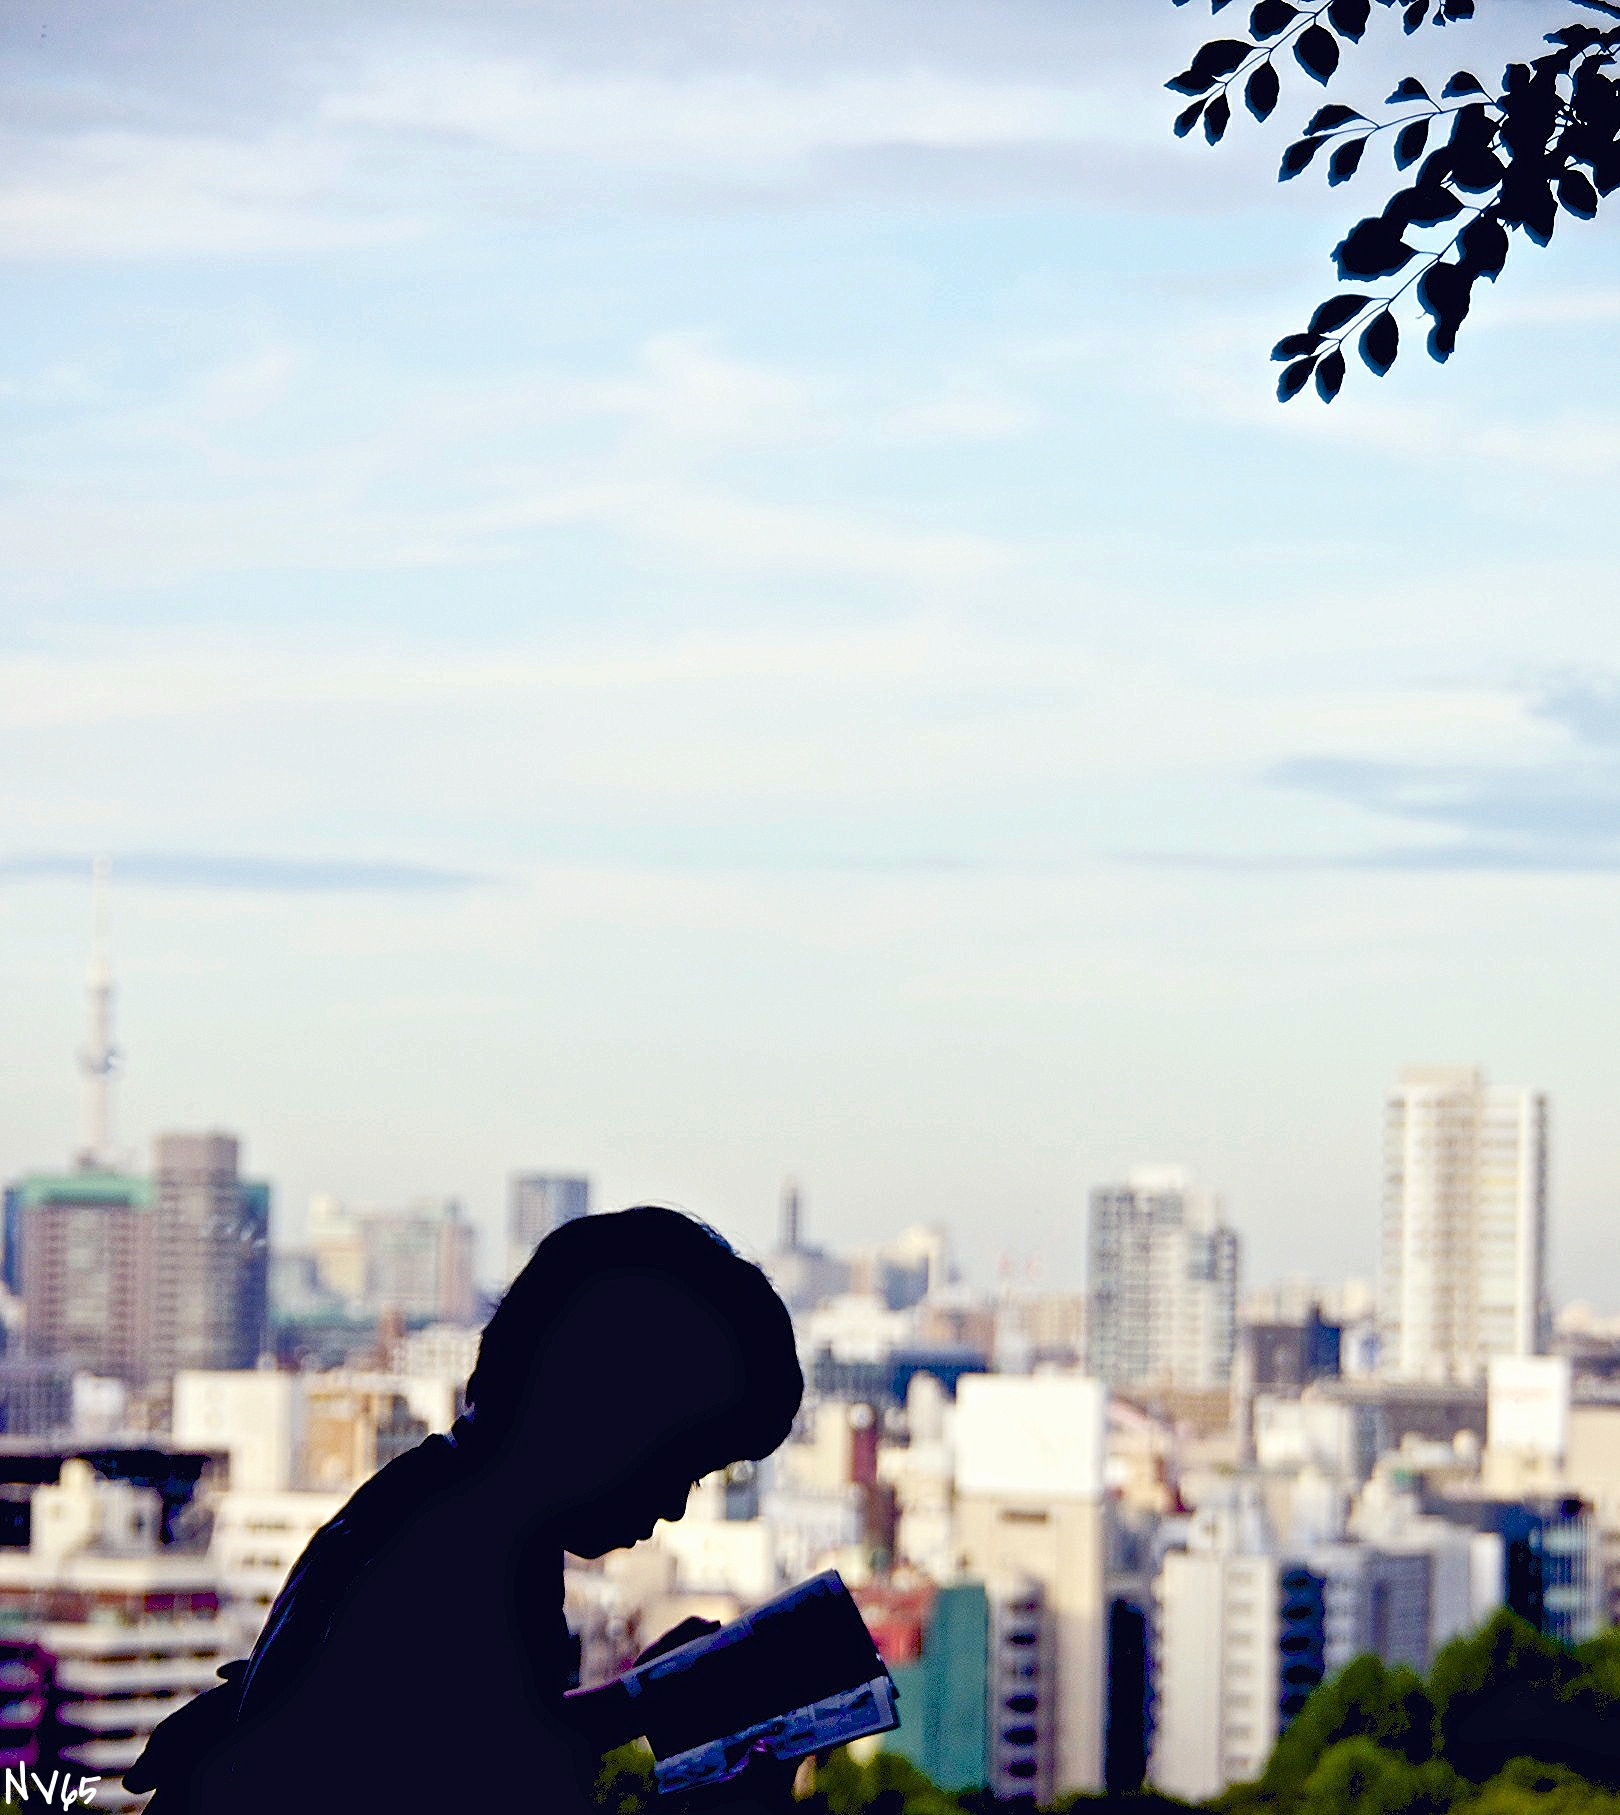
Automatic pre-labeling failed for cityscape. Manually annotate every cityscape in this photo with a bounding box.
[5,5,1619,1806]
[0,883,1607,1809]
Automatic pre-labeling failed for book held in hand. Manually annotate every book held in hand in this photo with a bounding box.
[575,1569,900,1793]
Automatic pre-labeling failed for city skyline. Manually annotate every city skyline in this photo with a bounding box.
[1,877,1596,1306]
[5,3,1620,1300]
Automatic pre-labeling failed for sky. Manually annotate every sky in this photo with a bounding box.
[2,0,1618,1299]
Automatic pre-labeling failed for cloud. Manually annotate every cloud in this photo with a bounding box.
[0,852,483,892]
[0,0,1262,259]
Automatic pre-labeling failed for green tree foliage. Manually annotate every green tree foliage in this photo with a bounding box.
[1467,1758,1620,1815]
[1167,0,1620,398]
[1261,1654,1436,1790]
[594,1618,1620,1815]
[1221,1610,1620,1815]
[1294,1737,1461,1815]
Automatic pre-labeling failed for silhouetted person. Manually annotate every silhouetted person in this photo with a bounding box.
[127,1206,804,1815]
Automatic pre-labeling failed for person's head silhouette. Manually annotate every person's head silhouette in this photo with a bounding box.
[463,1204,803,1556]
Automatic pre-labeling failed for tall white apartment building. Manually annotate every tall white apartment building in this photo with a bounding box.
[1380,1067,1548,1383]
[953,1374,1108,1801]
[1086,1168,1240,1391]
[1153,1544,1288,1800]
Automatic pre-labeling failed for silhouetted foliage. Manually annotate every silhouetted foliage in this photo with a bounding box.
[1168,0,1620,397]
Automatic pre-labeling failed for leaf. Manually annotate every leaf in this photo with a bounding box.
[1314,350,1347,400]
[1278,355,1318,401]
[1308,293,1369,335]
[1557,169,1600,219]
[1402,0,1430,30]
[1249,0,1298,39]
[1389,179,1462,228]
[1450,144,1504,192]
[1174,97,1209,137]
[1333,215,1417,279]
[1386,77,1432,104]
[1394,120,1430,169]
[1167,69,1210,97]
[1190,38,1256,85]
[1359,311,1399,376]
[1326,0,1371,42]
[1501,166,1557,244]
[1204,93,1233,143]
[1280,136,1326,179]
[1456,213,1509,279]
[1305,104,1367,136]
[1417,260,1473,359]
[1245,61,1281,122]
[1328,137,1367,184]
[1573,66,1620,143]
[1295,25,1340,84]
[1442,71,1485,98]
[1271,330,1323,359]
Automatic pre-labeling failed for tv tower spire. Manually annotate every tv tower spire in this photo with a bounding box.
[76,855,122,1171]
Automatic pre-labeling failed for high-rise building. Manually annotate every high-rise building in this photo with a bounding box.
[16,1134,269,1392]
[1380,1066,1548,1383]
[310,1197,477,1323]
[504,1174,589,1286]
[148,1134,270,1382]
[15,1171,149,1384]
[1151,1545,1326,1800]
[953,1374,1109,1800]
[1086,1168,1240,1391]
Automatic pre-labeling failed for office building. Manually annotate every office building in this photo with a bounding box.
[1380,1067,1548,1383]
[14,1171,149,1384]
[953,1373,1109,1800]
[310,1196,476,1324]
[15,1135,269,1394]
[504,1174,589,1285]
[147,1133,270,1381]
[1086,1168,1241,1391]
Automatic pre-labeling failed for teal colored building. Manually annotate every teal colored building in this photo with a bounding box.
[881,1582,990,1792]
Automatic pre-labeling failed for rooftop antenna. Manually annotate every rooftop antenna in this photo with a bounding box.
[76,855,122,1171]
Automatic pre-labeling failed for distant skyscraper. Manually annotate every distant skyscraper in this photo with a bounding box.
[17,1132,269,1389]
[504,1174,590,1285]
[1085,1167,1240,1391]
[147,1132,270,1379]
[310,1196,477,1322]
[16,1168,149,1383]
[1380,1066,1548,1384]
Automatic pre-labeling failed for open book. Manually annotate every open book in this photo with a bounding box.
[573,1570,900,1793]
